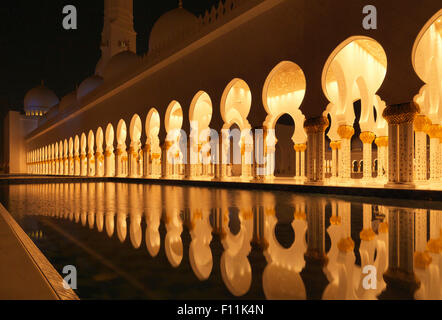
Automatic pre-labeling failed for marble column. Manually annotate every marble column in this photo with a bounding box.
[379,208,419,299]
[375,136,388,180]
[329,141,341,179]
[143,144,151,178]
[427,124,441,181]
[294,143,307,180]
[413,115,431,182]
[304,116,329,184]
[337,125,354,181]
[382,102,419,187]
[360,132,375,181]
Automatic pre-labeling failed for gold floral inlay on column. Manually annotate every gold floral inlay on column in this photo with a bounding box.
[329,141,341,150]
[375,136,388,148]
[360,131,375,144]
[338,125,355,140]
[414,115,431,132]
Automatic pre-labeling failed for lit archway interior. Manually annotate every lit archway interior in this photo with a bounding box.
[87,130,95,176]
[263,61,307,179]
[116,119,128,177]
[220,78,253,180]
[413,11,442,183]
[105,123,115,177]
[323,37,387,182]
[96,127,104,177]
[165,101,184,177]
[145,108,161,178]
[129,114,143,177]
[189,91,213,178]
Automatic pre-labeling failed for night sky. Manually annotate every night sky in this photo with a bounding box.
[0,0,220,114]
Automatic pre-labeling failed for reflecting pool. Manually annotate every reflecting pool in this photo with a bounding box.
[1,183,441,300]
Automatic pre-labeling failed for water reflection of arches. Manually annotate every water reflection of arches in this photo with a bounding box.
[116,119,128,177]
[220,191,254,296]
[262,193,307,300]
[323,37,387,182]
[188,187,213,280]
[262,61,307,180]
[164,101,184,178]
[144,108,162,178]
[189,91,214,180]
[129,114,143,178]
[143,185,162,257]
[129,184,143,249]
[105,124,115,177]
[116,183,128,242]
[164,186,184,267]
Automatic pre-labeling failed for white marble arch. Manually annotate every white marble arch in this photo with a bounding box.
[54,143,59,175]
[87,130,95,177]
[144,108,161,178]
[95,127,105,177]
[58,141,64,175]
[105,123,115,177]
[164,100,184,178]
[80,133,87,176]
[220,78,253,180]
[189,91,214,179]
[129,114,143,178]
[68,137,74,175]
[74,135,80,176]
[323,36,387,181]
[116,119,128,177]
[63,139,69,175]
[262,61,307,179]
[413,10,442,183]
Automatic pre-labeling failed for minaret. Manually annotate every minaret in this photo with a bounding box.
[97,0,137,74]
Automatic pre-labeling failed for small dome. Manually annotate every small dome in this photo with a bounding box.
[102,51,139,81]
[24,84,59,113]
[60,91,78,111]
[149,8,199,52]
[77,75,103,100]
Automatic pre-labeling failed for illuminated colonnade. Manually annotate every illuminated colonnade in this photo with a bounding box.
[25,12,442,188]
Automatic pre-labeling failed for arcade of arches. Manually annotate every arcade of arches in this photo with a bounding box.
[27,12,442,189]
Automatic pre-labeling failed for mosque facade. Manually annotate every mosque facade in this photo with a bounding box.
[3,0,442,188]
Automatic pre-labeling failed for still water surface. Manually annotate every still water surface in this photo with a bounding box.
[1,183,441,300]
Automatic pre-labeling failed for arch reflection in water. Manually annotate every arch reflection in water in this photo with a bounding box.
[262,193,307,300]
[5,183,442,300]
[188,187,213,280]
[219,190,254,297]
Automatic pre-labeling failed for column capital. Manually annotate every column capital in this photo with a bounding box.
[337,125,354,139]
[375,136,388,147]
[303,116,329,133]
[414,114,431,133]
[294,143,307,152]
[360,131,376,144]
[382,102,420,124]
[330,141,341,150]
[427,124,441,139]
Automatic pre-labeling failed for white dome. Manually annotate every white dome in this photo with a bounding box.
[102,51,140,81]
[24,84,59,112]
[77,75,103,100]
[149,8,199,52]
[59,91,78,111]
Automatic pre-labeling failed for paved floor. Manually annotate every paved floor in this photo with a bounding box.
[0,204,78,300]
